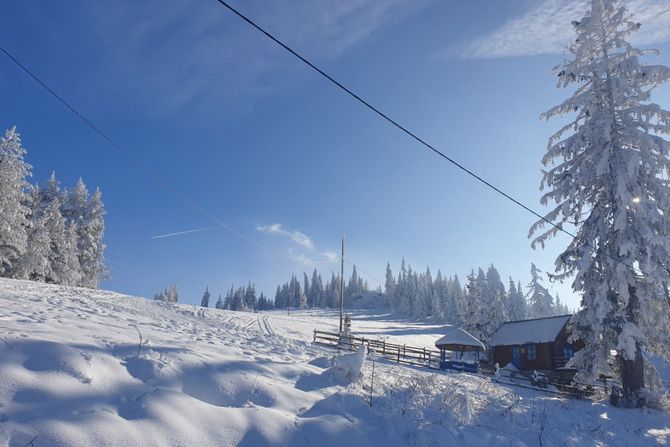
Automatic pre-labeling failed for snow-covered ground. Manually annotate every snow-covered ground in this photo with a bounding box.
[0,278,668,446]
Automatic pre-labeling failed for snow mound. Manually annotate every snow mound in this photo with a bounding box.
[18,339,93,383]
[330,344,366,382]
[1,278,669,447]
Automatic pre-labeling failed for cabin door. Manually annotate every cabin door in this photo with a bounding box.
[511,346,521,368]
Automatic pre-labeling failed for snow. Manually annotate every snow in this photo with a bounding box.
[330,344,366,382]
[435,326,485,349]
[349,291,388,310]
[0,278,668,446]
[489,315,571,347]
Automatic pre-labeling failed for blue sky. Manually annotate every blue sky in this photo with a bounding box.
[1,0,669,308]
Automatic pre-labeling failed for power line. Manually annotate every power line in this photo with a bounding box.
[0,43,331,270]
[0,12,657,286]
[0,42,376,280]
[211,0,654,281]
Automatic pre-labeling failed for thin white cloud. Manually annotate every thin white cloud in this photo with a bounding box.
[256,223,314,250]
[150,226,220,239]
[87,0,429,119]
[453,0,670,59]
[256,222,337,266]
[323,251,338,262]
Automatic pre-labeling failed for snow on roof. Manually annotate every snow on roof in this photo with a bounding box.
[435,326,485,350]
[489,315,572,347]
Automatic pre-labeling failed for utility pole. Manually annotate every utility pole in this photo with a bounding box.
[339,235,345,334]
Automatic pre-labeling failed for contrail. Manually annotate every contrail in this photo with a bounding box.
[150,226,220,240]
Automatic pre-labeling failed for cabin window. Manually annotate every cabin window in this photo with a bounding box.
[526,344,537,360]
[563,347,574,359]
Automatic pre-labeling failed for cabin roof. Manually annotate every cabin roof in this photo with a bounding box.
[489,314,572,347]
[435,326,485,350]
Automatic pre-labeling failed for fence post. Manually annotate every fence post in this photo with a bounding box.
[383,340,386,355]
[313,329,316,343]
[397,347,401,363]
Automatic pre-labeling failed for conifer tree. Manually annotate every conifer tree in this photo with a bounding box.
[507,278,527,321]
[384,262,396,309]
[432,270,446,321]
[481,264,507,340]
[16,186,51,281]
[77,188,106,288]
[35,178,73,284]
[215,293,225,309]
[201,286,211,307]
[526,263,555,318]
[530,0,670,407]
[462,270,482,338]
[0,126,30,276]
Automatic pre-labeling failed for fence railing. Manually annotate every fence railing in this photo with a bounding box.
[313,330,442,370]
[313,329,614,399]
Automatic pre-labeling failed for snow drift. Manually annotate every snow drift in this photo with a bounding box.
[0,278,668,446]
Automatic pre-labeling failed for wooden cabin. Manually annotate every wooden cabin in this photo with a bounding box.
[489,315,583,372]
[435,326,485,373]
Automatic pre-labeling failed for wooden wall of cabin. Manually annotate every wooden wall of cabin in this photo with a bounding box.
[493,345,513,368]
[521,342,553,370]
[493,343,554,371]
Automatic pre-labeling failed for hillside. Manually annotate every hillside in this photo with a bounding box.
[0,278,668,446]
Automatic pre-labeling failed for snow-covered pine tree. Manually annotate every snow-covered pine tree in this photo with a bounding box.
[35,177,75,285]
[303,272,310,306]
[59,222,82,286]
[384,262,396,310]
[450,274,465,325]
[244,282,257,310]
[201,286,211,307]
[345,265,364,304]
[415,266,433,319]
[481,264,507,341]
[554,294,569,315]
[168,285,179,303]
[215,293,224,309]
[153,285,177,303]
[16,185,52,281]
[328,272,339,308]
[507,278,527,321]
[404,266,418,317]
[462,270,484,339]
[61,178,88,228]
[0,126,31,277]
[530,0,670,407]
[312,270,324,307]
[77,188,106,288]
[526,263,555,318]
[61,178,106,288]
[432,269,446,321]
[40,172,61,204]
[307,269,319,307]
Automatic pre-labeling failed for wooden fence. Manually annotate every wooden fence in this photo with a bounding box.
[313,330,442,369]
[313,329,613,399]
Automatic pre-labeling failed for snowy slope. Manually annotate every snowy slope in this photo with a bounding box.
[0,278,668,447]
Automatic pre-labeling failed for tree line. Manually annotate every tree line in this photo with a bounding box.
[385,260,569,343]
[194,265,371,312]
[193,258,569,346]
[0,126,106,288]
